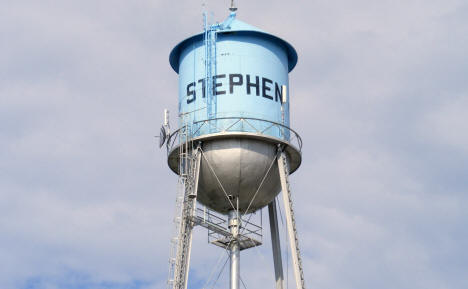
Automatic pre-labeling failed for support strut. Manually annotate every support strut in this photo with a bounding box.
[278,150,306,289]
[172,147,202,289]
[269,199,284,289]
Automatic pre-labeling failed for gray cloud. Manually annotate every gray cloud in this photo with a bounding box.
[1,0,467,288]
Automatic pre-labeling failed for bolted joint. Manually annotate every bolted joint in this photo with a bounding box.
[228,217,239,228]
[228,210,241,238]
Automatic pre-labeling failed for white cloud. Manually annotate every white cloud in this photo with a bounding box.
[418,94,468,155]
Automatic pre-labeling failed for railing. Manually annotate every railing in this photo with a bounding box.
[166,117,302,155]
[193,206,263,249]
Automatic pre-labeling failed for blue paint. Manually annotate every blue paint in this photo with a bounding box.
[169,13,297,141]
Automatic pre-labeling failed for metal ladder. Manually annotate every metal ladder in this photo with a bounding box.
[277,150,306,289]
[166,181,184,289]
[203,13,217,127]
[167,124,199,289]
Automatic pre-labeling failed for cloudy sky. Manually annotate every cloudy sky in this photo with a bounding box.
[1,0,468,288]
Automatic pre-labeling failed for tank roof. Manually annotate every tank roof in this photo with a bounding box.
[169,16,298,73]
[223,18,265,33]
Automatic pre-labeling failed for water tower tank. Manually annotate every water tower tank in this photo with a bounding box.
[167,13,301,214]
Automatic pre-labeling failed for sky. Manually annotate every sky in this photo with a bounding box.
[1,0,468,288]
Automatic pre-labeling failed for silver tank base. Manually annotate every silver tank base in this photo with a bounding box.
[167,133,301,214]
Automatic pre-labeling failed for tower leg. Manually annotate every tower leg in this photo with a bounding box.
[268,199,284,289]
[277,151,306,289]
[228,210,240,289]
[173,148,202,289]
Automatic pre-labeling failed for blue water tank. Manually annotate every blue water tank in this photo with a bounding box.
[168,13,301,214]
[170,12,297,137]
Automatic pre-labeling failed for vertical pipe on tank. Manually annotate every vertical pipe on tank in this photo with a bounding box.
[228,210,240,289]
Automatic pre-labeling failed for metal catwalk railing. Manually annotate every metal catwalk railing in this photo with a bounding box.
[166,117,303,155]
[192,207,263,251]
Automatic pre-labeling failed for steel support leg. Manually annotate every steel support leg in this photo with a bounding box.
[173,148,202,289]
[278,151,305,289]
[183,149,202,289]
[269,199,284,289]
[228,210,240,289]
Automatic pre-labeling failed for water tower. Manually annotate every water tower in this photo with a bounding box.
[160,4,305,289]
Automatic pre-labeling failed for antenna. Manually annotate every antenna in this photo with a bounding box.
[156,109,170,149]
[164,109,170,127]
[229,0,237,11]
